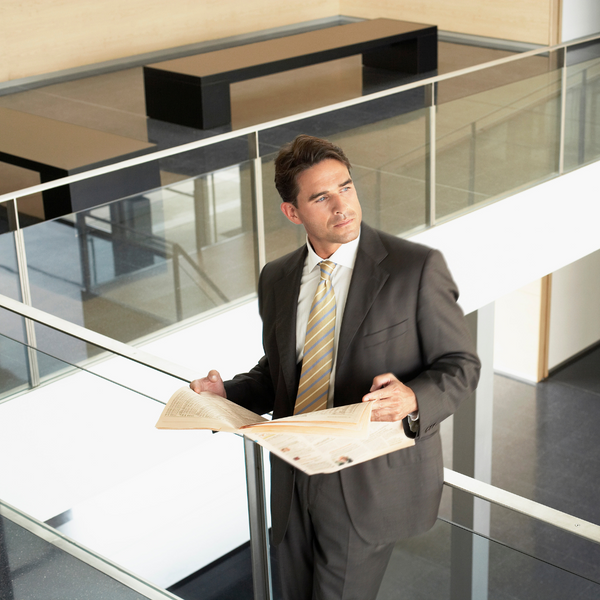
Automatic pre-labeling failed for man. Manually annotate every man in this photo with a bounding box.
[191,135,480,600]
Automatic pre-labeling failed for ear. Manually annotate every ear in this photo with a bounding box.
[281,202,302,224]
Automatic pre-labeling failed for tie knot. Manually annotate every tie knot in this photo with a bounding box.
[319,260,335,281]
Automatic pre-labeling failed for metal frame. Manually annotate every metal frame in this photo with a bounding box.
[248,131,267,278]
[244,439,273,600]
[5,200,39,387]
[425,82,437,227]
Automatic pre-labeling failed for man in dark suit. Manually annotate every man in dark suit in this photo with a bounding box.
[191,135,480,600]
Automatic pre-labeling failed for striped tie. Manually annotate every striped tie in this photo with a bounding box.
[294,260,336,414]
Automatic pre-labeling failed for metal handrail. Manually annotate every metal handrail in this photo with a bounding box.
[444,468,600,545]
[1,31,599,206]
[0,292,198,383]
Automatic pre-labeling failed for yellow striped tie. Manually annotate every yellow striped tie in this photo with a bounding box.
[294,260,336,414]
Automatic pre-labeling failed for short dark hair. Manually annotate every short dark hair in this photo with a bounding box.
[274,135,351,206]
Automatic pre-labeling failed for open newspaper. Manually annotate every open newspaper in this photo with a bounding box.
[156,387,414,475]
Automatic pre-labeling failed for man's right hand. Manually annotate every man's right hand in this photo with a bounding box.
[190,370,227,398]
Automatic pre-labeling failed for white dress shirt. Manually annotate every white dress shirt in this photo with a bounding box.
[295,235,360,408]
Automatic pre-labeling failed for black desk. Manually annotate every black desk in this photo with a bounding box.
[143,18,437,129]
[0,108,161,220]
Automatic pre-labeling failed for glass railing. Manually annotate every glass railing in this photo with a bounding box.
[3,494,599,600]
[1,500,181,600]
[0,326,255,593]
[439,483,600,587]
[1,35,599,378]
[564,38,600,170]
[3,294,600,596]
[379,517,600,600]
[1,318,599,600]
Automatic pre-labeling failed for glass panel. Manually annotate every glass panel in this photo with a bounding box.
[0,233,30,397]
[0,174,44,232]
[564,40,600,172]
[15,156,256,367]
[435,52,562,221]
[0,228,20,302]
[1,510,158,600]
[261,90,429,262]
[0,333,30,398]
[378,516,600,599]
[439,487,600,585]
[0,336,252,593]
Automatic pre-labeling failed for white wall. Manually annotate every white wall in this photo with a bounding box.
[562,0,600,41]
[548,249,600,369]
[493,279,542,382]
[410,161,600,319]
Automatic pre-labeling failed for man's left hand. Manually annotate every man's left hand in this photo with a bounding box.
[362,373,418,422]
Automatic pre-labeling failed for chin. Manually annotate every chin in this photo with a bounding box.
[338,227,359,242]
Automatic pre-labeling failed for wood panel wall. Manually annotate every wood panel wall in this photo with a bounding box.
[341,0,562,46]
[0,0,338,82]
[1,0,562,84]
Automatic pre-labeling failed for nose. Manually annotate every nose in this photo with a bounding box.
[331,193,347,214]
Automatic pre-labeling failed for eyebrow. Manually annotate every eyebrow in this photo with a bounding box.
[307,177,353,202]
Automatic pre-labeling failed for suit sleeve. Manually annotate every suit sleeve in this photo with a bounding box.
[405,249,480,437]
[224,355,275,416]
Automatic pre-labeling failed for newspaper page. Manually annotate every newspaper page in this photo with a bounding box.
[242,402,372,438]
[156,387,373,436]
[243,421,414,475]
[156,388,415,475]
[155,387,267,432]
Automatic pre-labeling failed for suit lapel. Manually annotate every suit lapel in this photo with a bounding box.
[273,246,307,407]
[336,224,389,373]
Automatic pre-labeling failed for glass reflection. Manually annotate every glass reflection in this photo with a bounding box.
[17,162,255,360]
[436,53,562,221]
[0,338,251,592]
[564,40,600,172]
[378,517,600,600]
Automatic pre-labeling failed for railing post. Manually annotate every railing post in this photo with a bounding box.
[425,82,436,227]
[172,248,183,322]
[578,68,588,167]
[76,213,93,295]
[6,199,40,388]
[243,437,273,600]
[558,46,568,175]
[468,121,477,206]
[450,303,495,600]
[248,131,267,284]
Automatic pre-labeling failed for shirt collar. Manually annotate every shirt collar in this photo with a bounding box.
[305,233,360,273]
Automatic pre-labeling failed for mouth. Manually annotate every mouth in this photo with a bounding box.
[333,216,354,228]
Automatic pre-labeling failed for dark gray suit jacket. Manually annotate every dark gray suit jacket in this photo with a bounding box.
[225,223,480,545]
